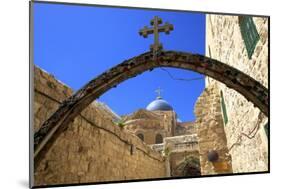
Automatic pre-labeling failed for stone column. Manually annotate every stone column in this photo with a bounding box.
[165,156,171,177]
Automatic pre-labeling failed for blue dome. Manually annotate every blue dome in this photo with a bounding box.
[146,97,173,111]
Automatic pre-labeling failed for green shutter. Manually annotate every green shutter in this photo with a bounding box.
[220,91,228,125]
[264,122,268,139]
[239,16,260,59]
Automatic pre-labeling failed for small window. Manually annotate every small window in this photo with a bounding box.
[238,16,260,59]
[220,91,228,125]
[155,134,163,144]
[137,133,144,141]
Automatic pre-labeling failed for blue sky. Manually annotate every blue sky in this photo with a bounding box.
[34,2,206,122]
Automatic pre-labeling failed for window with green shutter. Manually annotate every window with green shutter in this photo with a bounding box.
[220,91,228,125]
[238,16,260,59]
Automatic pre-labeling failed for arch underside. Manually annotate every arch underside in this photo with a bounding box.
[33,50,268,165]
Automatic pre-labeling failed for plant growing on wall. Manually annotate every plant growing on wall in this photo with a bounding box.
[163,147,170,157]
[114,119,126,129]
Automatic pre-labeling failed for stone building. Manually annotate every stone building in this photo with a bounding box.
[197,14,269,174]
[122,94,201,177]
[123,94,195,144]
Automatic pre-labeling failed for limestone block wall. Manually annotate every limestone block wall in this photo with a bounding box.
[205,15,268,173]
[150,143,164,153]
[194,84,232,175]
[150,134,198,155]
[164,135,198,154]
[33,67,73,133]
[123,110,177,145]
[150,134,200,177]
[134,128,166,145]
[164,135,200,176]
[175,122,196,136]
[33,66,166,186]
[154,111,177,136]
[125,120,168,145]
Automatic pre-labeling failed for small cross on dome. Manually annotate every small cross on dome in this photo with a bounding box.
[155,87,163,99]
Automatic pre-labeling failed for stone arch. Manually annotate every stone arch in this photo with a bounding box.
[155,133,163,144]
[34,50,268,165]
[171,155,201,177]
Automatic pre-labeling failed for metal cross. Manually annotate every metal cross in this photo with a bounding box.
[139,16,174,59]
[155,87,163,99]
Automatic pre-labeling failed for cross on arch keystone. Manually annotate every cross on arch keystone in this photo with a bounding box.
[139,16,174,58]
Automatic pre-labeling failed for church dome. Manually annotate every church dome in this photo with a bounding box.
[146,96,173,111]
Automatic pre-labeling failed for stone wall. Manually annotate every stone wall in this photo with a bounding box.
[33,67,73,133]
[194,84,232,175]
[154,111,177,136]
[151,134,200,177]
[125,119,168,145]
[175,121,196,136]
[132,127,166,145]
[33,66,166,186]
[164,134,200,176]
[123,110,176,145]
[205,15,268,173]
[164,135,198,154]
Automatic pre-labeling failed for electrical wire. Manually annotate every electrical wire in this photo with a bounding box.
[160,67,204,82]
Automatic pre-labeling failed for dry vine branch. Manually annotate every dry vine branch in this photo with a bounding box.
[228,112,264,152]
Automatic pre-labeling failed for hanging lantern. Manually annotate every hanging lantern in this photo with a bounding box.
[207,150,219,162]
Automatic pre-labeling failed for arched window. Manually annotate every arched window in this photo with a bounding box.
[137,133,144,141]
[155,134,163,144]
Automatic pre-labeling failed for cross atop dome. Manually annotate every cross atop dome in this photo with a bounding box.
[146,88,173,111]
[155,87,163,99]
